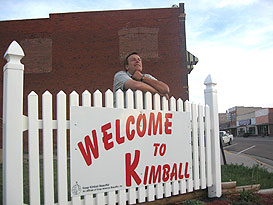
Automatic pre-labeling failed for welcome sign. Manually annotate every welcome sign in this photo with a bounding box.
[70,106,192,196]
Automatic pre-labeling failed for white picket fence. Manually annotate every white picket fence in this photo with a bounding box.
[2,41,221,205]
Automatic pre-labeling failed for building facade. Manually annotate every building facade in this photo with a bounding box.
[0,3,198,148]
[219,106,273,137]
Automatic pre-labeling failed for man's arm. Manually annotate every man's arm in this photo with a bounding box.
[124,71,170,98]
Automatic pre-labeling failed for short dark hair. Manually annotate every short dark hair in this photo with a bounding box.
[124,52,139,68]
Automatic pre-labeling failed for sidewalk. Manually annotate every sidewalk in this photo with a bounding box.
[221,149,273,173]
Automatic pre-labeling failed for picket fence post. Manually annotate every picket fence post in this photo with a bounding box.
[204,74,222,198]
[2,41,25,204]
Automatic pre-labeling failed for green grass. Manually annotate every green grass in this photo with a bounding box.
[221,164,273,189]
[1,163,273,203]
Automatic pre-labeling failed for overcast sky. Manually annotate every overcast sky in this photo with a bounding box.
[1,0,273,113]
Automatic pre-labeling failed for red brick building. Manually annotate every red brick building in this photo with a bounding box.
[0,3,193,148]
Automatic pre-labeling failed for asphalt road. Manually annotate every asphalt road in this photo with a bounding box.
[223,136,273,168]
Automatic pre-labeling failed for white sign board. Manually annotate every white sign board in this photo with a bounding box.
[70,106,191,196]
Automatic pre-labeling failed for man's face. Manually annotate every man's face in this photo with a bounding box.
[126,54,142,74]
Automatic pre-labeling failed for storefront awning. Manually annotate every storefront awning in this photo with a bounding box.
[186,51,199,73]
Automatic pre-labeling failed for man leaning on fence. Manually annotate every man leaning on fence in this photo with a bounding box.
[113,52,170,104]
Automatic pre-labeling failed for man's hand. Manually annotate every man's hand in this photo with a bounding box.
[132,71,143,81]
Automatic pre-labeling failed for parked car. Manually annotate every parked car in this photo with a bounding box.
[219,131,233,145]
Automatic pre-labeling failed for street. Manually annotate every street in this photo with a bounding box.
[222,136,273,171]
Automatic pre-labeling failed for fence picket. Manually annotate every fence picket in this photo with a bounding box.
[28,91,41,204]
[69,91,81,205]
[198,105,206,189]
[105,90,116,205]
[115,90,127,205]
[153,94,163,199]
[93,90,106,205]
[191,103,200,190]
[81,90,95,204]
[126,89,134,109]
[144,92,155,202]
[184,101,193,192]
[42,91,55,205]
[162,97,172,197]
[57,91,68,205]
[205,105,213,187]
[82,90,91,106]
[170,98,179,195]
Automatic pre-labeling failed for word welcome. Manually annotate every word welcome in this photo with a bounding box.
[77,112,173,166]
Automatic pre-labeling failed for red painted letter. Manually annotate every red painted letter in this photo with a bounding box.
[149,165,161,184]
[164,113,173,134]
[170,163,178,181]
[136,114,147,137]
[77,130,99,166]
[125,150,141,186]
[184,162,190,178]
[148,112,162,135]
[178,163,184,179]
[116,119,125,144]
[101,123,113,150]
[126,115,135,141]
[163,164,171,182]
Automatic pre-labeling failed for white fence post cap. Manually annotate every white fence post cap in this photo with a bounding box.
[4,41,24,59]
[204,74,216,86]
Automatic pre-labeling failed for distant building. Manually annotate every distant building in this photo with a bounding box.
[219,106,273,137]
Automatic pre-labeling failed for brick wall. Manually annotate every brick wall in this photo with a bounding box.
[0,4,188,148]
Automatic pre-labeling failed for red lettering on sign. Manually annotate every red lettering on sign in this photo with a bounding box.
[148,112,162,135]
[77,130,99,166]
[143,166,149,185]
[184,162,190,178]
[126,115,135,141]
[149,165,161,184]
[136,114,147,137]
[170,163,178,181]
[125,150,141,186]
[115,119,125,144]
[164,113,173,134]
[101,123,113,150]
[163,164,170,182]
[178,163,184,179]
[153,143,160,156]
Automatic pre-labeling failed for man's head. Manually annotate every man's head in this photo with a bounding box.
[124,52,143,75]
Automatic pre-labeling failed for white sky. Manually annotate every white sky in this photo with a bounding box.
[1,0,273,113]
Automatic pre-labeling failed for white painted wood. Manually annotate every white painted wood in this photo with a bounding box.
[191,103,200,190]
[144,92,152,110]
[177,98,184,112]
[105,90,116,205]
[57,91,68,205]
[2,41,24,205]
[93,90,102,108]
[105,89,113,108]
[125,89,134,109]
[170,98,179,195]
[115,90,126,205]
[82,90,91,107]
[184,101,193,192]
[204,75,222,197]
[28,91,41,204]
[180,180,187,194]
[198,105,206,189]
[162,97,172,197]
[153,94,163,199]
[116,89,124,108]
[205,105,213,187]
[93,90,106,205]
[144,92,155,201]
[69,91,81,205]
[42,91,55,205]
[135,90,143,110]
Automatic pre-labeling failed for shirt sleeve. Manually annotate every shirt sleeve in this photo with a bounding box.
[113,71,131,92]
